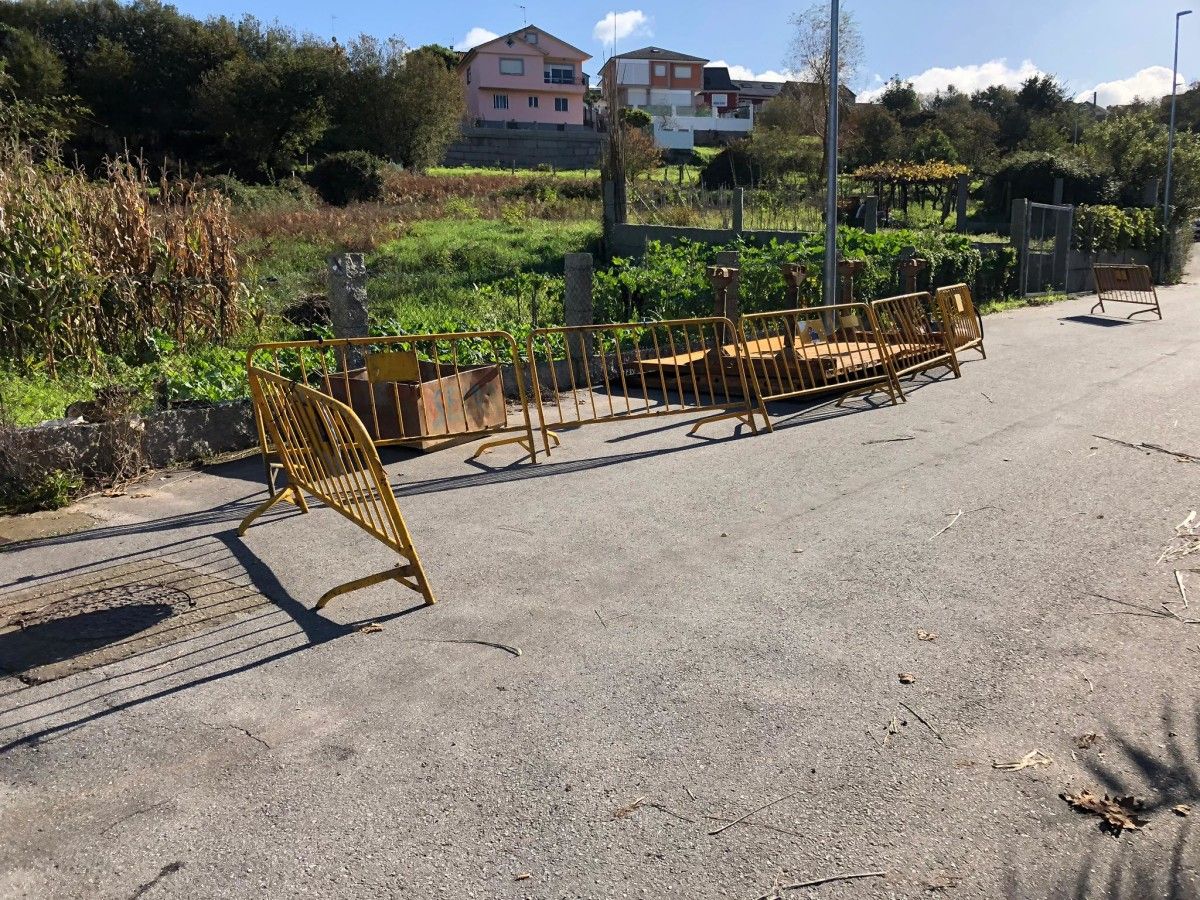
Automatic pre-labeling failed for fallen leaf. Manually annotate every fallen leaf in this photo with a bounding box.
[1173,804,1192,817]
[898,672,917,684]
[1061,791,1148,833]
[1074,732,1101,749]
[358,622,384,634]
[992,749,1053,771]
[917,630,938,642]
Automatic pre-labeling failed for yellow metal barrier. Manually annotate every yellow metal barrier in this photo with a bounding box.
[933,283,986,358]
[1092,264,1161,319]
[870,292,963,382]
[738,302,905,407]
[239,367,436,610]
[526,317,766,448]
[248,331,540,492]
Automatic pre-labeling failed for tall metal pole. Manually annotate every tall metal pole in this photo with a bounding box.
[823,0,840,307]
[1164,10,1192,228]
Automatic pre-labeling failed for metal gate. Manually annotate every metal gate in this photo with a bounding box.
[1020,202,1074,295]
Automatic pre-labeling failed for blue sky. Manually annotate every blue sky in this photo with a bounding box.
[170,0,1195,106]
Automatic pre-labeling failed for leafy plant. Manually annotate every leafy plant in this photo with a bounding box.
[308,151,387,206]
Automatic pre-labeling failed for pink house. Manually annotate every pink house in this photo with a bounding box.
[457,26,591,128]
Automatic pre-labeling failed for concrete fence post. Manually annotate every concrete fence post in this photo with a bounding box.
[780,263,808,307]
[955,175,969,233]
[564,252,594,362]
[732,188,745,235]
[328,253,368,368]
[862,195,878,234]
[1052,177,1065,206]
[713,250,740,323]
[1011,198,1030,296]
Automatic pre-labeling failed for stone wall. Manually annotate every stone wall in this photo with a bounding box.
[2,400,258,489]
[442,127,605,171]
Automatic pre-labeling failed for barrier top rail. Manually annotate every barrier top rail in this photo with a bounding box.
[738,301,905,407]
[526,316,767,445]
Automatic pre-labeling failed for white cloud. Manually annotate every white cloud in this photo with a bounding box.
[858,58,1044,101]
[454,27,499,52]
[706,60,790,82]
[593,10,652,45]
[1077,66,1185,106]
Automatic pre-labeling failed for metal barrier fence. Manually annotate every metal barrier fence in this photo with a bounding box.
[239,367,437,610]
[933,283,986,358]
[526,317,766,447]
[870,292,962,381]
[247,331,540,492]
[738,302,905,407]
[1092,264,1161,319]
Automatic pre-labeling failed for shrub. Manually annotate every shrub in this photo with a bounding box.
[1072,204,1161,254]
[308,151,387,206]
[618,107,652,130]
[198,174,317,211]
[983,151,1114,214]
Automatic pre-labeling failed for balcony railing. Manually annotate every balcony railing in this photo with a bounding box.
[544,73,585,86]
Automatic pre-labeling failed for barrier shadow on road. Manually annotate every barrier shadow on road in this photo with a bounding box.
[0,532,426,753]
[1001,698,1199,899]
[1058,315,1137,328]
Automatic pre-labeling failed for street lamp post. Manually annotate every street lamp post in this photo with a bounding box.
[823,0,840,307]
[1164,9,1192,230]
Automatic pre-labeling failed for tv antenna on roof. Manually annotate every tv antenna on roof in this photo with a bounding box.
[517,4,527,24]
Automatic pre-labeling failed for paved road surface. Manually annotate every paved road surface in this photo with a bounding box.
[1,267,1198,898]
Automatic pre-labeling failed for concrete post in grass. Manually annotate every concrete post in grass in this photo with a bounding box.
[780,263,808,307]
[732,188,745,235]
[861,195,878,234]
[713,250,740,323]
[955,174,969,232]
[564,252,594,363]
[328,253,368,369]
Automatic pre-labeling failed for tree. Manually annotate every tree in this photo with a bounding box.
[196,41,340,176]
[331,39,464,169]
[844,103,901,167]
[879,76,919,121]
[785,0,863,163]
[907,125,957,163]
[971,85,1030,152]
[0,24,64,100]
[1016,74,1067,115]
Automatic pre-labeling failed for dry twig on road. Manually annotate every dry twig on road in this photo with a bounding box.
[708,791,799,836]
[754,870,887,899]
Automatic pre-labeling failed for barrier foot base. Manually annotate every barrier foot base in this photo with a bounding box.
[238,486,306,536]
[688,408,759,436]
[836,380,904,408]
[315,561,436,610]
[470,433,542,462]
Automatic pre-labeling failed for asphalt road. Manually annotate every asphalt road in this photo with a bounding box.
[1,266,1198,899]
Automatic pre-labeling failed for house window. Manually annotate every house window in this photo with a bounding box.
[493,94,509,110]
[528,96,539,108]
[654,63,666,77]
[524,31,538,44]
[711,93,728,108]
[554,97,568,112]
[673,65,692,79]
[499,58,524,76]
[544,64,575,85]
